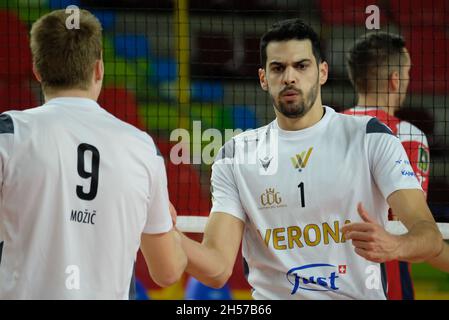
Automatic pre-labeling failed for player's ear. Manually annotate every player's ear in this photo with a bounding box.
[32,64,42,83]
[259,68,268,91]
[389,71,400,92]
[318,61,328,85]
[94,59,104,82]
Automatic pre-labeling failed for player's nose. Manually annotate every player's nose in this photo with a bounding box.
[282,65,297,85]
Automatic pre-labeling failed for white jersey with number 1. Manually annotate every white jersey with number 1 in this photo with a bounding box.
[0,97,172,299]
[210,106,422,300]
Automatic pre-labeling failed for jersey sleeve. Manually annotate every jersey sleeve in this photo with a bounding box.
[0,114,15,198]
[366,118,423,200]
[397,122,430,195]
[142,146,173,234]
[210,140,246,222]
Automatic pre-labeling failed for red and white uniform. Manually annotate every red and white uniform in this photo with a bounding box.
[344,107,429,194]
[344,106,430,300]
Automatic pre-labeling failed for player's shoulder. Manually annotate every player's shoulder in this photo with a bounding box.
[332,107,394,136]
[2,104,63,129]
[138,131,162,157]
[216,124,270,161]
[397,119,426,136]
[0,113,15,134]
[0,107,42,135]
[396,119,428,147]
[115,122,161,157]
[341,106,384,117]
[3,106,39,119]
[232,125,268,143]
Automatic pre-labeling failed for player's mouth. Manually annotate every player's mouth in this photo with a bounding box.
[281,90,301,102]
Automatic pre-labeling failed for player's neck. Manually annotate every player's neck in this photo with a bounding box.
[357,95,395,116]
[44,88,98,103]
[275,103,325,131]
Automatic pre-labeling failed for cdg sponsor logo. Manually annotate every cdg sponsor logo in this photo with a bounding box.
[259,188,287,210]
[261,188,281,206]
[259,188,287,209]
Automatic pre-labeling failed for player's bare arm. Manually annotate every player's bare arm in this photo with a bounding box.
[342,189,443,263]
[140,230,187,287]
[177,212,244,288]
[427,242,449,273]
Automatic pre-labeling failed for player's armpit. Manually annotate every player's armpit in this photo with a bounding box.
[387,189,443,262]
[140,230,187,288]
[179,211,244,289]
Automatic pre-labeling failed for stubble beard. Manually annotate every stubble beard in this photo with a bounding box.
[272,79,319,119]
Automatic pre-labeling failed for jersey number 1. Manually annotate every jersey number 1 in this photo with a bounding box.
[298,182,305,208]
[76,143,100,201]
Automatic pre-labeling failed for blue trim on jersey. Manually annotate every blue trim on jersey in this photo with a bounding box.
[380,262,388,298]
[399,261,414,300]
[128,262,136,300]
[0,241,3,266]
[366,117,393,135]
[155,144,162,157]
[243,257,249,280]
[217,138,235,161]
[0,114,14,134]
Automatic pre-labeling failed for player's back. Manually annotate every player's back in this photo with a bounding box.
[0,97,162,299]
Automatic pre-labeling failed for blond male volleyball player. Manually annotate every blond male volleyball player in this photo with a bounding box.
[176,19,443,299]
[0,9,186,299]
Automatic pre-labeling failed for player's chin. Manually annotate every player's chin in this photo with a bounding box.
[280,105,306,118]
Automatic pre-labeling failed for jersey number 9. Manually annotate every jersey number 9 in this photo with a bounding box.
[76,143,100,201]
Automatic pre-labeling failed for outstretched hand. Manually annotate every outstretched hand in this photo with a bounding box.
[341,203,401,263]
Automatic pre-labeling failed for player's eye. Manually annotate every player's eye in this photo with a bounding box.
[271,65,284,72]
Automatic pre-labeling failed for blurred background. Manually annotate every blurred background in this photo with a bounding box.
[1,0,449,299]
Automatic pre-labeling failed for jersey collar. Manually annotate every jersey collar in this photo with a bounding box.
[44,97,101,109]
[272,106,334,139]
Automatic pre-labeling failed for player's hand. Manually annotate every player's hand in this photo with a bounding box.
[169,201,177,226]
[341,202,401,263]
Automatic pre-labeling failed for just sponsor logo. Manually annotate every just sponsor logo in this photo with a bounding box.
[286,264,341,294]
[286,263,383,295]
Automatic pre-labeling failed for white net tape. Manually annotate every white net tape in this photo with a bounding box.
[177,216,449,239]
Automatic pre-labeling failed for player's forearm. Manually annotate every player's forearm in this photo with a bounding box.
[141,230,187,287]
[397,221,443,263]
[178,231,231,289]
[172,230,188,279]
[426,242,449,273]
[157,230,188,287]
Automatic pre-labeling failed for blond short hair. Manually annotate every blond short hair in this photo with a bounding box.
[30,9,102,92]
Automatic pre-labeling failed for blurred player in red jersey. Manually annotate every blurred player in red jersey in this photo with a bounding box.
[345,32,449,299]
